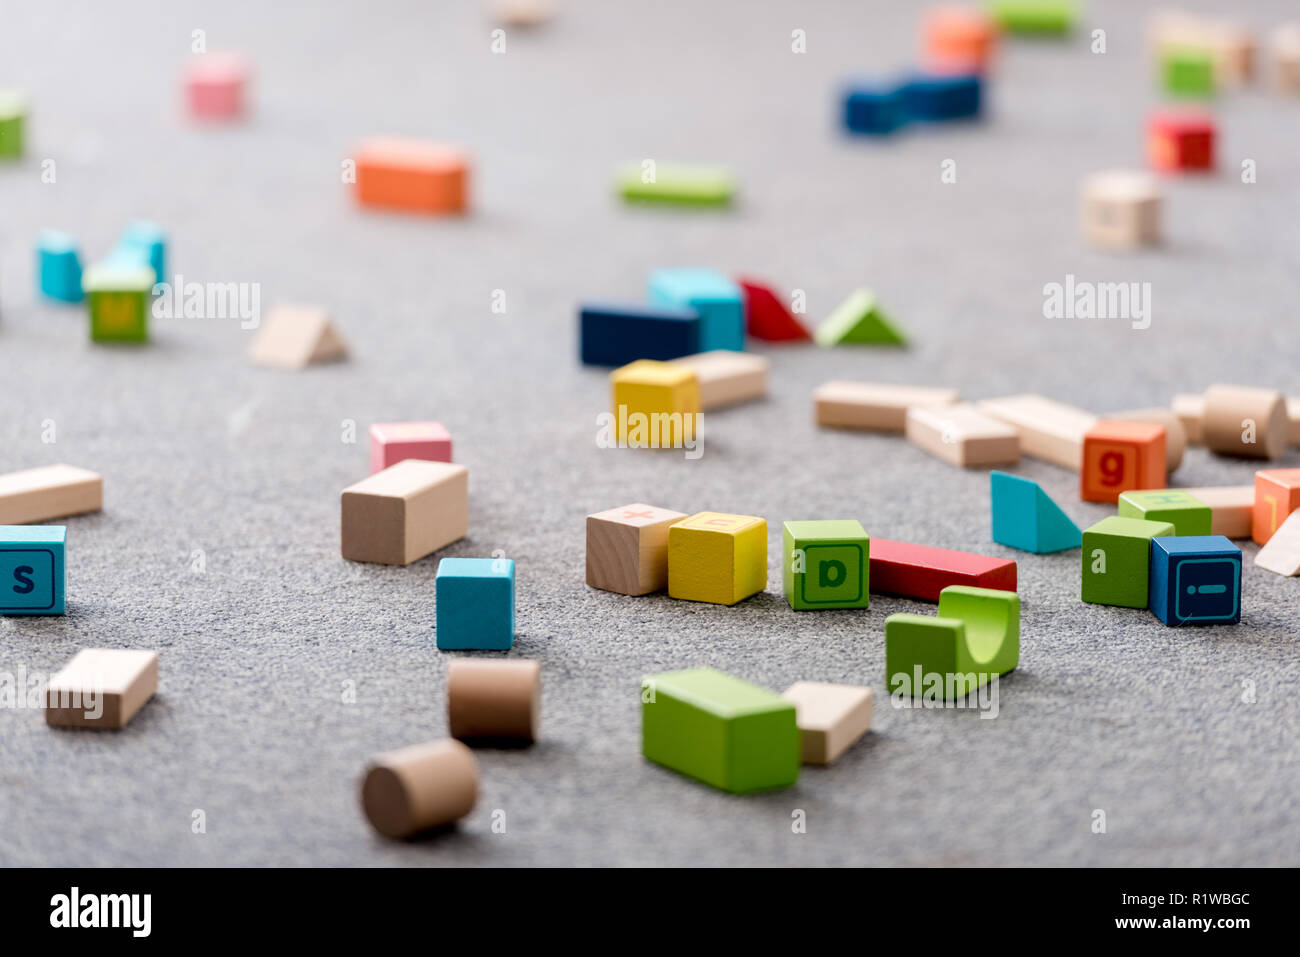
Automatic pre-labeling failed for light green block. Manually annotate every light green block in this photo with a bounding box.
[84,263,154,343]
[0,91,25,160]
[1162,46,1215,99]
[886,586,1019,701]
[641,667,798,793]
[617,163,734,207]
[782,519,869,610]
[814,288,906,347]
[986,0,1077,35]
[1081,516,1175,608]
[1117,489,1211,537]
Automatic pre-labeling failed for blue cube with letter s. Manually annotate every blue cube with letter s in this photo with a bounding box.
[0,525,66,615]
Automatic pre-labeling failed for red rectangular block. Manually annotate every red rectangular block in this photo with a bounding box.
[869,538,1017,602]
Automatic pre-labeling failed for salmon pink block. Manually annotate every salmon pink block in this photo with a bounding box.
[369,422,453,473]
[737,278,810,342]
[185,53,248,119]
[869,538,1016,602]
[1147,111,1215,172]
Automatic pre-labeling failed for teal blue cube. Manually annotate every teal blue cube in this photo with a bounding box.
[113,221,167,285]
[37,230,83,303]
[435,557,515,650]
[0,525,66,615]
[647,268,744,352]
[1149,536,1240,627]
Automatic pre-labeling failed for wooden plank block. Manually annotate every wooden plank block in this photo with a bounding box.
[1252,468,1300,545]
[781,682,872,765]
[0,464,102,524]
[369,421,452,473]
[668,351,768,409]
[447,659,541,743]
[0,524,66,615]
[1080,169,1161,250]
[360,739,478,838]
[977,394,1096,469]
[435,557,515,650]
[1107,407,1186,471]
[1172,392,1205,443]
[668,512,767,606]
[814,381,958,432]
[45,649,157,729]
[616,163,734,207]
[1202,384,1288,460]
[341,460,468,565]
[869,538,1016,602]
[249,304,347,370]
[1180,485,1254,539]
[1256,510,1300,577]
[1080,420,1166,503]
[355,138,469,215]
[578,301,701,366]
[905,403,1019,467]
[585,503,687,595]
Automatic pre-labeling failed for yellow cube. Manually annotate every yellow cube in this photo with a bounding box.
[668,511,767,605]
[610,360,700,448]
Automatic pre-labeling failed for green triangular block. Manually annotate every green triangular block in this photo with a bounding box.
[814,288,907,346]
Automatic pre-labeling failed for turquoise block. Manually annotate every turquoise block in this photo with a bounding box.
[435,557,515,650]
[114,221,167,285]
[0,525,66,615]
[647,268,744,352]
[37,230,83,303]
[990,471,1081,554]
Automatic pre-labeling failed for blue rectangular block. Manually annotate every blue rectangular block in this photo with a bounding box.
[1149,536,1241,626]
[648,268,744,352]
[901,73,982,122]
[843,82,906,135]
[0,525,66,615]
[114,220,167,285]
[579,301,702,366]
[37,230,83,303]
[436,557,515,650]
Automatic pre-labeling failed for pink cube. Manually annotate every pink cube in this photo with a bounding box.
[185,53,248,120]
[369,422,453,473]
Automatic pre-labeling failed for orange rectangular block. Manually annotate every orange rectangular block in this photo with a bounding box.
[1080,420,1166,503]
[1253,468,1300,545]
[355,139,469,215]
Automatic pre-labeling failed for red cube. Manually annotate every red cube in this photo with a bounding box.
[1147,111,1215,172]
[186,53,248,120]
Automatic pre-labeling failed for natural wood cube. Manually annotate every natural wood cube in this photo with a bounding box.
[1081,170,1161,250]
[585,503,687,595]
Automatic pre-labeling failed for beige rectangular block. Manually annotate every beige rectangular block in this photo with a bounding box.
[586,503,687,595]
[976,394,1095,469]
[669,351,768,409]
[906,403,1019,467]
[1275,24,1300,92]
[1107,407,1186,472]
[45,649,158,729]
[1256,509,1300,576]
[814,381,959,432]
[782,682,873,765]
[1080,170,1161,250]
[1182,485,1254,539]
[341,460,468,565]
[0,464,103,524]
[1172,393,1205,444]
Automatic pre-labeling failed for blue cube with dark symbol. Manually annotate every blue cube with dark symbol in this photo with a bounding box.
[1149,536,1241,627]
[435,557,515,650]
[0,525,66,615]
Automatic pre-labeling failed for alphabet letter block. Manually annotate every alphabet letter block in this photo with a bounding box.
[585,503,687,596]
[1117,489,1211,536]
[1252,468,1300,545]
[1080,420,1166,503]
[1081,516,1174,608]
[0,525,65,615]
[782,519,869,610]
[668,512,766,606]
[1149,536,1241,626]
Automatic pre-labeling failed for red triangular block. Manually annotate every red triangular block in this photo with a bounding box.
[737,278,811,342]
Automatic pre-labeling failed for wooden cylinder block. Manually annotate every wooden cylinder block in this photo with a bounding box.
[1201,384,1287,460]
[361,739,478,839]
[448,659,541,743]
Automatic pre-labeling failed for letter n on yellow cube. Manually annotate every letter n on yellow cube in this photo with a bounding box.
[610,360,700,448]
[668,511,767,605]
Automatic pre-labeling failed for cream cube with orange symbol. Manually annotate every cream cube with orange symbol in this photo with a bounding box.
[668,511,767,606]
[609,360,700,449]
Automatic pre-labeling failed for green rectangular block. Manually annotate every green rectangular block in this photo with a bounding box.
[1162,46,1215,98]
[782,519,869,610]
[986,0,1077,35]
[641,667,798,793]
[84,263,154,343]
[1118,489,1211,537]
[0,91,24,159]
[617,163,734,207]
[1081,516,1175,608]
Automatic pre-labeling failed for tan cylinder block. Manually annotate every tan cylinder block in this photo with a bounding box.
[448,659,541,742]
[1201,384,1287,460]
[361,739,478,839]
[1107,407,1186,472]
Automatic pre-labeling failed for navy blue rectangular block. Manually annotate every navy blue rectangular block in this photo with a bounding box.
[901,73,982,122]
[842,83,905,136]
[579,301,702,366]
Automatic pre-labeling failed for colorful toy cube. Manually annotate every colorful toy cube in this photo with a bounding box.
[0,525,66,615]
[185,53,248,120]
[435,557,515,650]
[781,519,869,610]
[578,301,702,366]
[1080,420,1166,503]
[923,6,997,71]
[0,91,24,159]
[1118,489,1211,536]
[647,268,744,352]
[990,471,1081,553]
[37,230,83,303]
[1149,536,1241,626]
[368,421,452,474]
[1147,111,1215,173]
[84,263,154,343]
[1081,516,1174,607]
[641,667,798,793]
[668,511,766,605]
[585,503,687,595]
[1252,468,1300,545]
[1162,46,1216,98]
[113,221,167,285]
[609,360,700,449]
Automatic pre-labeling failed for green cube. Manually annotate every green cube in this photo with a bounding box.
[1081,516,1175,608]
[885,613,974,700]
[985,0,1077,36]
[85,263,154,343]
[1117,489,1211,537]
[0,91,24,160]
[641,667,798,793]
[782,519,869,610]
[1162,47,1215,98]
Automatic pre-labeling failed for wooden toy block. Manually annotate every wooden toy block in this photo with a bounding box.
[668,512,767,606]
[113,221,167,285]
[1149,536,1241,626]
[360,739,478,839]
[355,139,469,215]
[617,163,734,207]
[435,557,515,650]
[668,351,768,409]
[492,0,553,27]
[1079,170,1161,250]
[1147,111,1215,173]
[782,519,870,610]
[84,263,153,343]
[585,503,688,596]
[0,464,102,525]
[579,301,701,366]
[1081,516,1174,608]
[369,422,452,474]
[1181,486,1254,539]
[1162,45,1216,98]
[447,659,540,742]
[815,288,907,347]
[990,471,1081,554]
[1118,489,1211,536]
[1290,397,1300,445]
[781,682,873,765]
[1080,420,1166,504]
[816,381,958,432]
[1273,24,1300,92]
[0,91,26,159]
[977,394,1096,469]
[1252,469,1300,545]
[0,525,66,615]
[1107,407,1186,471]
[185,53,248,120]
[45,649,156,729]
[647,268,743,352]
[885,585,1019,700]
[1152,12,1255,87]
[870,538,1016,602]
[37,231,83,303]
[1255,510,1300,577]
[923,7,997,71]
[341,460,468,566]
[641,667,798,793]
[842,82,907,136]
[736,278,810,341]
[249,304,348,370]
[906,403,1020,468]
[1202,384,1288,460]
[900,72,982,122]
[985,0,1076,35]
[609,360,700,448]
[1172,392,1205,444]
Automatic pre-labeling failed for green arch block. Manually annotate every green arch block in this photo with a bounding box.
[885,585,1019,701]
